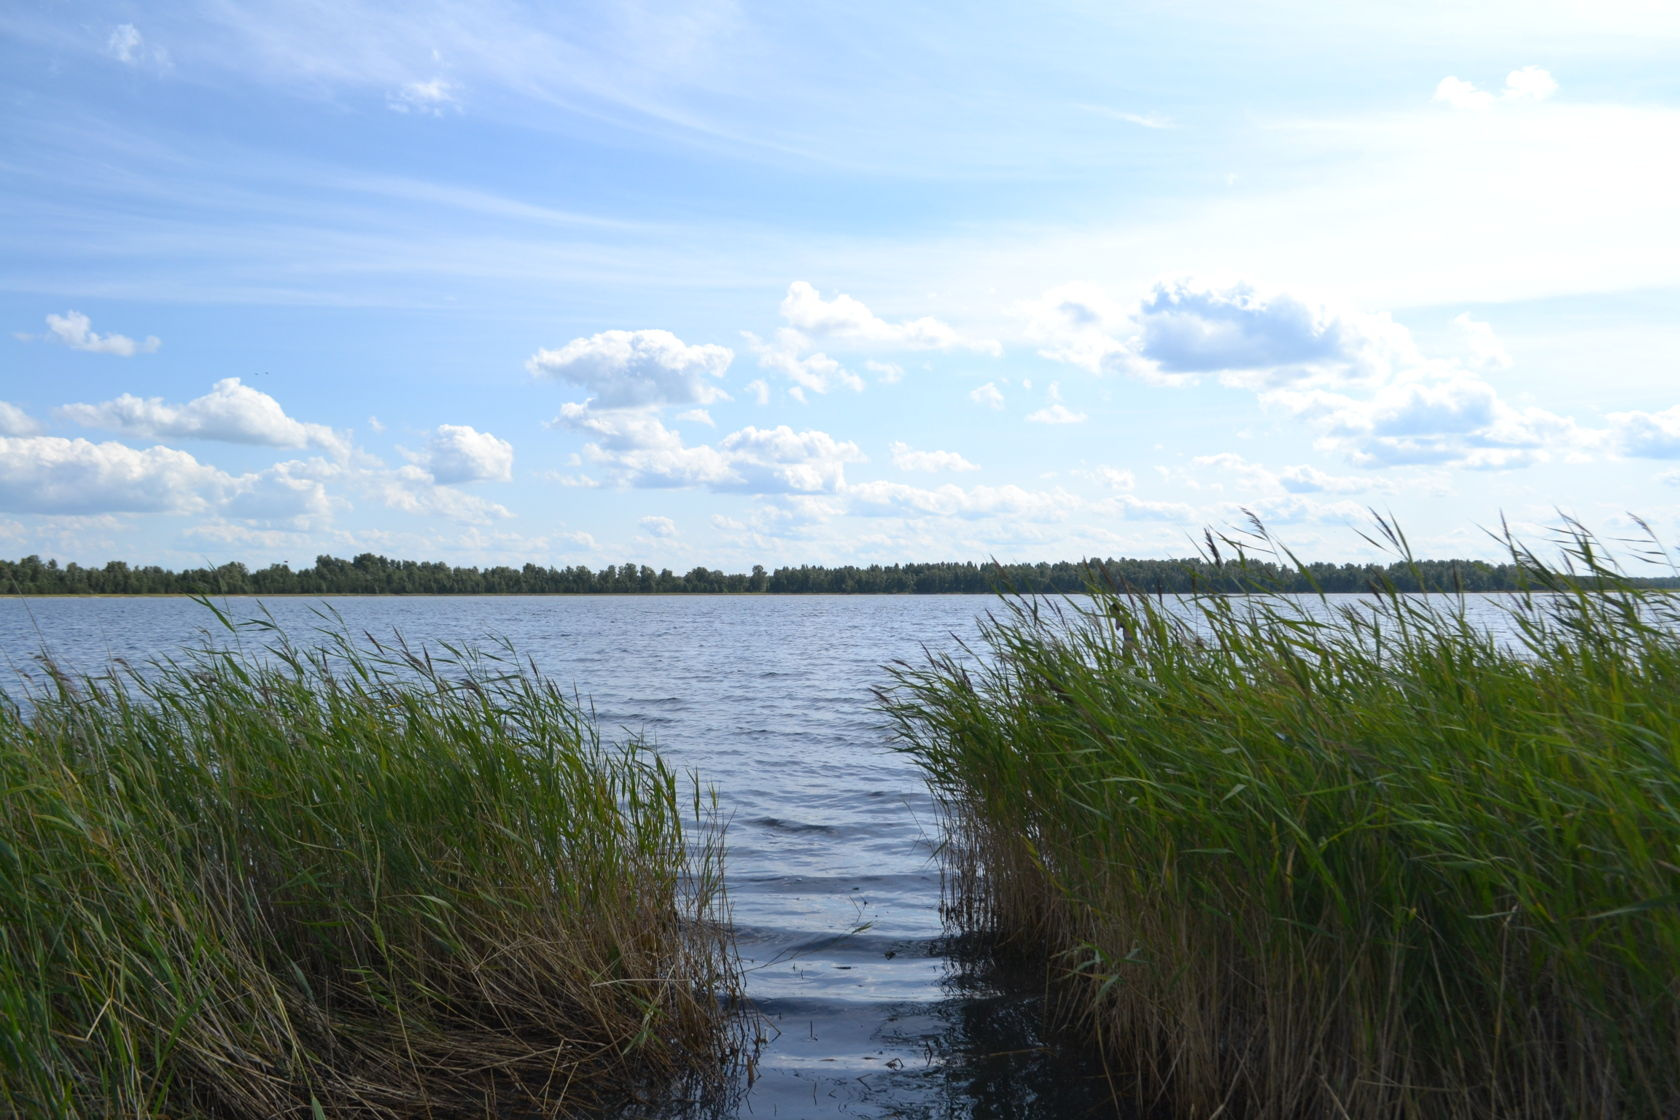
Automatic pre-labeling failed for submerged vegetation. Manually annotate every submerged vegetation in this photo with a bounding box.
[882,519,1680,1118]
[0,606,741,1118]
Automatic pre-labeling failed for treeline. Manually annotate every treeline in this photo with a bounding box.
[7,551,1672,597]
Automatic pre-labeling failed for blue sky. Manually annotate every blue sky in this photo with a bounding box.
[3,0,1678,572]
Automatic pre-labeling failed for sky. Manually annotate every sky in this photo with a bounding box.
[2,0,1678,573]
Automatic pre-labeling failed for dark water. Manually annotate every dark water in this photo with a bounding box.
[0,592,1528,1117]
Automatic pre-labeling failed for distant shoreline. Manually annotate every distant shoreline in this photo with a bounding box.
[11,551,1674,597]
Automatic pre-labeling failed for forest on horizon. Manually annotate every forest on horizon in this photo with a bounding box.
[6,550,1677,597]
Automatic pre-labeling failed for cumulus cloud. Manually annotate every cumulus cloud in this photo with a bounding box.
[744,330,863,394]
[418,424,513,483]
[845,481,1083,521]
[1136,280,1409,385]
[224,459,335,527]
[1031,277,1592,472]
[778,281,1001,355]
[60,378,348,456]
[745,379,771,405]
[1435,67,1558,110]
[969,381,1005,409]
[388,78,461,115]
[1268,373,1583,469]
[889,441,979,473]
[1609,406,1680,458]
[1028,279,1411,391]
[676,408,715,426]
[866,360,905,384]
[1076,466,1136,491]
[0,402,40,436]
[527,329,732,411]
[1026,381,1087,424]
[553,407,735,488]
[0,436,226,515]
[1452,313,1513,370]
[1026,403,1087,424]
[36,310,161,356]
[1277,464,1372,494]
[639,515,678,538]
[371,465,512,524]
[554,407,864,494]
[717,426,867,493]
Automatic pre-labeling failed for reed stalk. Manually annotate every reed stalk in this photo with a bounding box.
[1,603,742,1118]
[882,516,1680,1118]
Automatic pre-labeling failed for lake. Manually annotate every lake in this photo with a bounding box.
[0,592,1527,1118]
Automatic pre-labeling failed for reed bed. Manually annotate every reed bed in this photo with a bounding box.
[882,519,1680,1118]
[1,604,742,1118]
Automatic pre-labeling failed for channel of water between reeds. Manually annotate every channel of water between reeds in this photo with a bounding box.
[881,518,1680,1118]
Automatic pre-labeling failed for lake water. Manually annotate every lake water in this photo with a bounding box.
[0,592,1530,1118]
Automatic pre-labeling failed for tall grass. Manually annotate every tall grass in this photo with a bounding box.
[882,518,1680,1118]
[1,604,741,1118]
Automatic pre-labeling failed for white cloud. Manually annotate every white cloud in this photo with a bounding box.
[866,360,904,384]
[60,378,348,456]
[419,424,513,483]
[224,459,335,527]
[1076,466,1135,491]
[889,441,979,473]
[639,515,678,538]
[676,408,716,426]
[1026,403,1087,424]
[969,381,1005,409]
[1433,76,1494,111]
[1452,313,1512,370]
[0,436,226,515]
[106,24,143,64]
[745,379,771,405]
[1270,373,1584,469]
[1435,66,1558,111]
[744,329,863,394]
[1503,66,1559,102]
[371,464,513,524]
[538,471,601,488]
[1277,464,1372,494]
[1023,283,1193,387]
[38,310,161,356]
[717,426,867,493]
[527,329,732,411]
[1134,279,1408,385]
[0,402,40,437]
[845,480,1083,521]
[1609,406,1680,459]
[554,408,735,488]
[778,281,1001,355]
[388,78,461,115]
[554,408,864,494]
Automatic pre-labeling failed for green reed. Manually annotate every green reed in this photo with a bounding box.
[882,517,1680,1118]
[1,604,741,1118]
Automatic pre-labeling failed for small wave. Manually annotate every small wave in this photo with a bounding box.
[749,816,837,835]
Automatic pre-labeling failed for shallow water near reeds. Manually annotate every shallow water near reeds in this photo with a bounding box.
[1,592,1523,1118]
